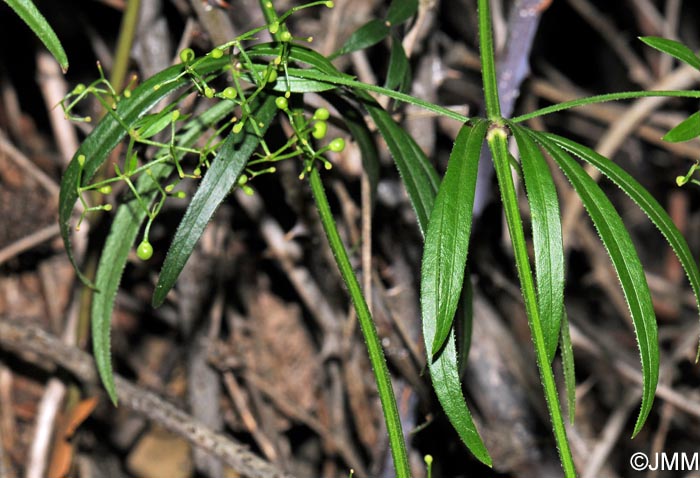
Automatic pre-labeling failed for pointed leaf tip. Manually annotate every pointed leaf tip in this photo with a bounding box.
[423,121,487,357]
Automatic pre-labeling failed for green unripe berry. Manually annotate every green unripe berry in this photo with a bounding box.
[123,89,131,98]
[165,184,175,193]
[275,96,288,110]
[313,107,330,121]
[77,154,86,166]
[280,31,292,42]
[242,185,255,196]
[193,167,202,176]
[73,83,86,95]
[136,240,153,261]
[204,86,215,98]
[312,121,327,139]
[103,204,113,211]
[237,174,248,185]
[99,185,112,195]
[179,48,195,63]
[176,191,187,199]
[329,137,345,152]
[325,1,334,7]
[266,68,278,83]
[232,122,244,134]
[171,110,180,121]
[211,47,224,59]
[424,455,433,465]
[222,87,237,100]
[269,22,279,35]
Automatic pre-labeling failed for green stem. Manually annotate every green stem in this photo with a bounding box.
[478,0,501,119]
[308,168,411,478]
[488,128,576,478]
[110,0,141,92]
[511,89,700,123]
[259,0,288,41]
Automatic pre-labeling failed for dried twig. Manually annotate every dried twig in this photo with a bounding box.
[0,131,59,198]
[0,319,296,478]
[0,224,60,266]
[566,0,653,86]
[580,392,638,478]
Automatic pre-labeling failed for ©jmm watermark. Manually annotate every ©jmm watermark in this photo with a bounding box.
[630,452,700,471]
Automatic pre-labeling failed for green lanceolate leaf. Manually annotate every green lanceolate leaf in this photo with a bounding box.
[544,132,700,359]
[385,33,411,94]
[538,135,658,437]
[322,94,380,201]
[133,105,183,140]
[4,0,68,72]
[92,164,170,405]
[363,96,439,237]
[511,125,564,363]
[152,96,277,307]
[422,121,487,356]
[560,310,576,425]
[253,43,349,78]
[386,0,418,25]
[489,127,575,477]
[640,36,700,70]
[308,167,411,478]
[92,101,235,405]
[456,266,474,376]
[59,55,228,286]
[396,119,489,465]
[423,312,491,466]
[330,0,417,60]
[662,110,700,143]
[331,19,390,59]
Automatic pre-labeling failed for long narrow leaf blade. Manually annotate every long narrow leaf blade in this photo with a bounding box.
[363,96,439,237]
[92,165,169,404]
[662,110,700,143]
[330,19,389,59]
[390,118,490,464]
[545,132,700,354]
[560,310,576,425]
[512,125,565,362]
[640,36,700,70]
[92,101,235,404]
[152,96,277,307]
[385,33,411,93]
[386,0,418,25]
[59,56,228,285]
[422,121,487,356]
[423,323,491,465]
[5,0,68,71]
[322,94,380,200]
[538,135,658,437]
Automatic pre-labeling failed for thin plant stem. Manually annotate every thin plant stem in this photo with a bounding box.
[110,0,141,91]
[488,128,576,478]
[478,0,501,119]
[308,167,411,478]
